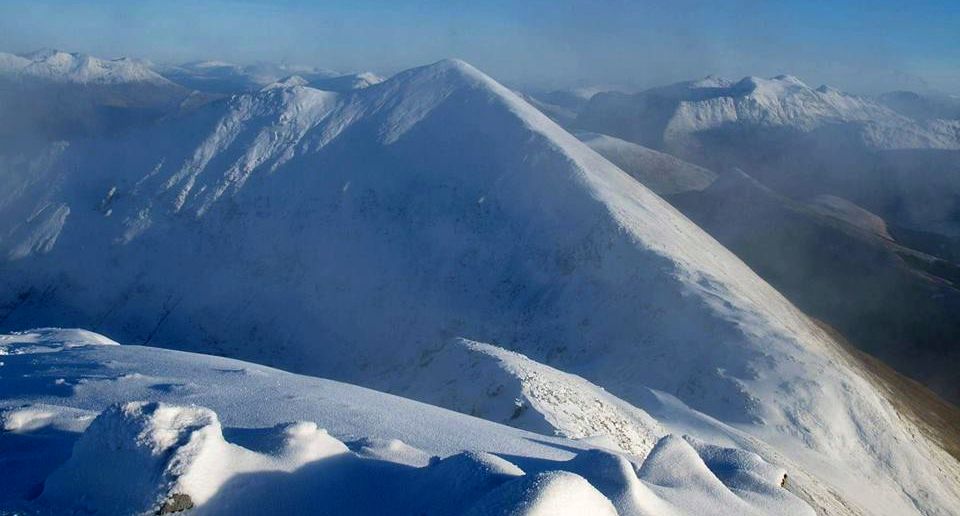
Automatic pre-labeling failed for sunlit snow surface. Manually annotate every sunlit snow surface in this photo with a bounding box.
[1,329,810,515]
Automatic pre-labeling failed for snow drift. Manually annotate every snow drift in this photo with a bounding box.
[2,329,810,515]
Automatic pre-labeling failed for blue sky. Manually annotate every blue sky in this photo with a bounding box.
[0,0,957,93]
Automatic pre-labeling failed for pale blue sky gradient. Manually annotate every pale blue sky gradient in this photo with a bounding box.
[0,0,957,93]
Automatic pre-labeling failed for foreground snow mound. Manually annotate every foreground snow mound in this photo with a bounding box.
[466,471,617,516]
[41,401,347,514]
[638,436,808,516]
[35,400,620,515]
[1,330,815,515]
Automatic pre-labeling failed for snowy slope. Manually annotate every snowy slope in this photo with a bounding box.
[0,329,811,515]
[1,59,959,514]
[578,74,960,151]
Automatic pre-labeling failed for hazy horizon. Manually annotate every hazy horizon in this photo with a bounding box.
[1,0,958,95]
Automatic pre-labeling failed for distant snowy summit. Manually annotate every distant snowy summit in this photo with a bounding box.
[578,73,960,150]
[0,48,386,94]
[0,48,173,85]
[157,58,384,94]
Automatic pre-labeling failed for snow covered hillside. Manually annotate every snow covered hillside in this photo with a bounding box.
[1,329,813,515]
[1,59,959,514]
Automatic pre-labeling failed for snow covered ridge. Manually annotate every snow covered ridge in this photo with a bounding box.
[1,59,959,515]
[0,329,812,515]
[0,49,173,85]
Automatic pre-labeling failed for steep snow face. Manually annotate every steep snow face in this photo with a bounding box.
[579,74,960,151]
[1,59,959,514]
[1,329,811,515]
[0,49,172,85]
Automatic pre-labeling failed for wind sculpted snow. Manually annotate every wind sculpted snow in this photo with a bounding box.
[1,329,812,515]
